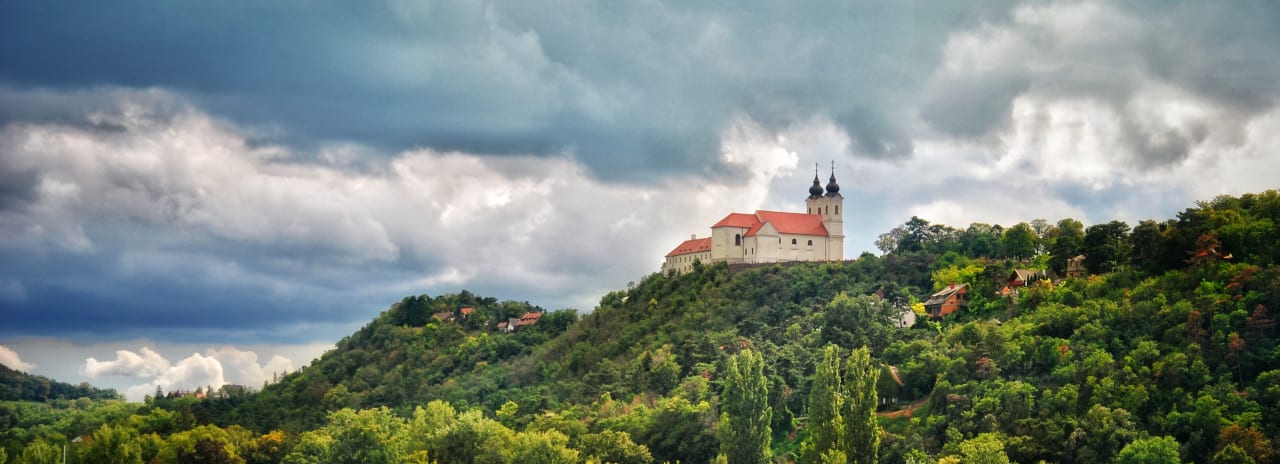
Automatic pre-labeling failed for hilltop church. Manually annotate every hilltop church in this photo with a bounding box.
[663,166,845,274]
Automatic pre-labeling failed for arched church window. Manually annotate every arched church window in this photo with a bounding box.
[808,240,813,246]
[791,238,797,245]
[735,234,741,246]
[835,205,839,215]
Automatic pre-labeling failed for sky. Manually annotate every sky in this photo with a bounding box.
[2,0,1279,400]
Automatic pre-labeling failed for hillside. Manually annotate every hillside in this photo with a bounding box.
[0,363,120,403]
[2,190,1279,463]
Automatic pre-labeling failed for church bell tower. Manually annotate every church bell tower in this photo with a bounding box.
[805,162,845,260]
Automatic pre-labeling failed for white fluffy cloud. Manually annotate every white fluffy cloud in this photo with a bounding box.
[0,344,32,371]
[80,345,301,401]
[82,346,170,378]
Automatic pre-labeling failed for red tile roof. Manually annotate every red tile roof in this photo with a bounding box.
[712,213,759,228]
[665,237,712,257]
[517,312,542,326]
[460,307,475,315]
[747,211,828,237]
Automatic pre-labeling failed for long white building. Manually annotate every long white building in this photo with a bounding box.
[663,167,845,274]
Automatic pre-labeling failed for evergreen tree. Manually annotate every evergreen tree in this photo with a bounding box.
[718,349,772,464]
[842,347,880,464]
[801,345,845,464]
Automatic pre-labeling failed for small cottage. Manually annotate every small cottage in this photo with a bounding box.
[925,283,968,319]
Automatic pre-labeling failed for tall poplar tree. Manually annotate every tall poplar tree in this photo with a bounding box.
[718,349,772,464]
[801,345,846,464]
[842,347,880,464]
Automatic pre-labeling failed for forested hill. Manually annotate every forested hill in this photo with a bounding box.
[217,189,1280,463]
[4,190,1280,463]
[0,364,121,402]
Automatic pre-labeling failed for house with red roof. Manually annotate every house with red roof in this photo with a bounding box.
[662,164,846,274]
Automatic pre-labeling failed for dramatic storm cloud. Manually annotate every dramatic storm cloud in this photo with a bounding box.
[2,0,1279,389]
[0,87,799,342]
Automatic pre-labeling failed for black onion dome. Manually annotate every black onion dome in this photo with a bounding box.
[809,174,824,197]
[825,172,840,195]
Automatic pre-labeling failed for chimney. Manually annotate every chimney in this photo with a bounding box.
[949,281,955,289]
[691,234,697,240]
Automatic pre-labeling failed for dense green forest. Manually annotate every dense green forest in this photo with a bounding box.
[3,190,1279,463]
[0,365,121,404]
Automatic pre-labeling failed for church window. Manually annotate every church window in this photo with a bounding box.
[735,234,741,246]
[825,205,829,215]
[792,238,797,245]
[808,240,813,246]
[835,205,839,215]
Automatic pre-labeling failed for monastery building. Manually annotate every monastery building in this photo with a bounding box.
[663,166,845,274]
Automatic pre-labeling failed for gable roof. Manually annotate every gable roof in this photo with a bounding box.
[1010,269,1046,282]
[666,237,712,257]
[460,307,475,315]
[747,210,828,237]
[924,283,968,306]
[712,213,759,228]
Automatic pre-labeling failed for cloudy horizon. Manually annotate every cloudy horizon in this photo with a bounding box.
[3,0,1279,399]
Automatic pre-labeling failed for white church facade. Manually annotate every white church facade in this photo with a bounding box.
[663,167,845,275]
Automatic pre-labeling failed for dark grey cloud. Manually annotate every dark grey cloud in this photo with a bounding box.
[0,0,1013,180]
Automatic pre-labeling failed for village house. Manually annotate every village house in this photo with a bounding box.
[925,283,968,319]
[517,312,542,327]
[1065,255,1087,278]
[496,312,542,333]
[663,165,846,275]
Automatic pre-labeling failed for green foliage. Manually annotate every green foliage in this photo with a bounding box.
[956,433,1011,464]
[1116,436,1182,464]
[842,347,880,464]
[1002,223,1038,260]
[718,349,772,464]
[17,440,59,464]
[82,423,143,464]
[1084,220,1133,274]
[575,430,653,464]
[1050,218,1085,274]
[0,364,121,402]
[800,345,843,464]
